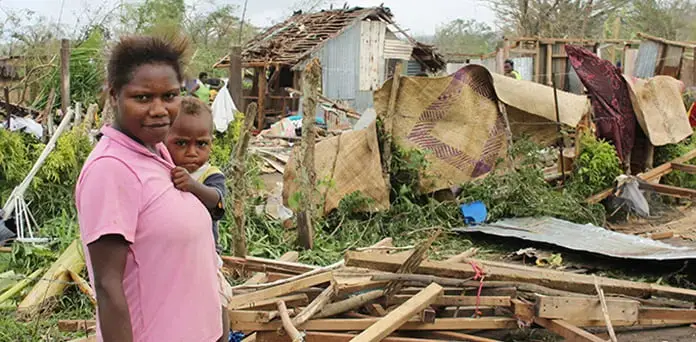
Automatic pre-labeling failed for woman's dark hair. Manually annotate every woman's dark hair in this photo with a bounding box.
[504,59,514,67]
[108,35,188,93]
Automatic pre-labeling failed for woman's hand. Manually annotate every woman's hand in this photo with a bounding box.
[171,166,196,192]
[88,234,133,342]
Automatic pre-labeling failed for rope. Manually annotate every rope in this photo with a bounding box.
[468,260,486,317]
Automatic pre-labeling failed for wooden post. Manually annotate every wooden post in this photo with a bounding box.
[534,42,542,83]
[297,58,321,250]
[229,102,257,257]
[546,44,553,86]
[60,39,70,116]
[257,65,267,131]
[381,62,403,193]
[228,46,244,112]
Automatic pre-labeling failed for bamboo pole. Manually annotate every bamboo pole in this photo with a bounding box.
[297,58,321,250]
[0,268,44,304]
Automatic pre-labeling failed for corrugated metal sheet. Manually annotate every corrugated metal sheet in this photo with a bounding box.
[383,39,413,60]
[406,59,422,75]
[660,45,684,77]
[634,40,661,79]
[454,217,696,260]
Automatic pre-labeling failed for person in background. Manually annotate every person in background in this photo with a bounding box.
[504,59,522,80]
[166,96,231,342]
[192,72,211,104]
[75,35,222,342]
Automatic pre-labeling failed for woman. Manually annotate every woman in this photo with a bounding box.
[75,35,222,341]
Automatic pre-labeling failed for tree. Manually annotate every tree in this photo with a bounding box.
[624,0,696,40]
[484,0,628,38]
[434,19,499,54]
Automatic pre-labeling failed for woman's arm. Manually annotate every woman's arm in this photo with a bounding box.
[88,234,133,342]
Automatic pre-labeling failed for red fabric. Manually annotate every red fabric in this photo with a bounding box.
[689,103,696,127]
[565,45,637,162]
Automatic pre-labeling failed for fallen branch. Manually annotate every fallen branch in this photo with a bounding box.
[292,282,336,326]
[277,300,304,342]
[315,290,385,318]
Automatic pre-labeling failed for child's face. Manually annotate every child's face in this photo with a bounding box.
[165,113,213,173]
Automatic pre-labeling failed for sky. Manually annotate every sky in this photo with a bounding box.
[0,0,497,37]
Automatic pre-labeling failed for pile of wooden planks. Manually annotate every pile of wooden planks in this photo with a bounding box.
[213,238,696,342]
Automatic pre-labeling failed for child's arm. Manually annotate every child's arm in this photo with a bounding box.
[171,167,221,209]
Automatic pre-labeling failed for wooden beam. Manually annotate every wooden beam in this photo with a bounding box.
[670,163,696,174]
[228,46,244,112]
[257,66,267,130]
[344,251,696,302]
[639,182,696,200]
[391,295,510,307]
[425,331,501,342]
[351,283,443,342]
[256,331,445,342]
[60,39,70,115]
[639,307,696,322]
[226,272,333,310]
[382,62,404,193]
[316,290,385,318]
[536,295,639,322]
[236,294,309,311]
[297,58,321,250]
[222,255,316,275]
[511,299,534,324]
[229,309,287,324]
[244,252,300,285]
[233,317,518,332]
[534,318,605,342]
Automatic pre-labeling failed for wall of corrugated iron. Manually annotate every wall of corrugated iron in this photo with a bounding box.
[634,40,661,79]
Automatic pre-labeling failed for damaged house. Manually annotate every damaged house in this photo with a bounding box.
[214,6,445,129]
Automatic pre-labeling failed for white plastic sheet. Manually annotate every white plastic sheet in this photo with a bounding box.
[211,81,238,133]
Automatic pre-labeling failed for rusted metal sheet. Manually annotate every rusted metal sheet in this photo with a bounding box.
[455,217,696,260]
[634,40,661,79]
[659,45,684,78]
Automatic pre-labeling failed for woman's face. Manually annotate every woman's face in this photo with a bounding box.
[111,63,181,149]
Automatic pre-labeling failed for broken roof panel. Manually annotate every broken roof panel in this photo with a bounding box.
[454,217,696,260]
[214,6,444,71]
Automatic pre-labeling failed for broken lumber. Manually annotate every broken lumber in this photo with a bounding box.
[223,255,317,275]
[594,277,618,342]
[534,318,605,342]
[638,307,696,322]
[245,252,300,285]
[371,273,473,287]
[384,230,440,299]
[232,317,518,332]
[351,283,443,342]
[535,295,639,321]
[315,290,385,319]
[227,272,333,310]
[344,251,696,301]
[18,240,85,315]
[292,282,336,326]
[237,294,309,311]
[639,181,696,199]
[256,331,443,342]
[392,295,510,307]
[68,270,96,305]
[424,331,500,342]
[0,268,43,304]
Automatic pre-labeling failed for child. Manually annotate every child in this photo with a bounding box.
[166,96,231,342]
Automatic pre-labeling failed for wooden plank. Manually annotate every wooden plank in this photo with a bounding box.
[425,331,501,342]
[233,317,519,332]
[391,295,510,307]
[534,318,605,342]
[244,252,300,286]
[351,283,443,342]
[316,290,384,318]
[639,307,696,322]
[639,182,696,199]
[226,272,333,309]
[536,295,639,322]
[344,251,696,301]
[236,294,309,311]
[257,66,267,130]
[229,309,287,323]
[58,319,96,332]
[365,303,388,317]
[222,255,316,275]
[511,299,534,324]
[256,331,446,342]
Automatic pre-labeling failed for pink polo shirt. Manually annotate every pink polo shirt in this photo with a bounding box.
[76,126,221,342]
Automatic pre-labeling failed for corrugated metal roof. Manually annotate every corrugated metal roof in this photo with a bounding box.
[454,217,696,260]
